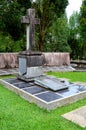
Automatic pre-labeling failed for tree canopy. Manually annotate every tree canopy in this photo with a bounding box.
[0,0,31,40]
[0,0,75,54]
[43,14,71,52]
[79,0,86,59]
[68,12,80,59]
[33,0,68,51]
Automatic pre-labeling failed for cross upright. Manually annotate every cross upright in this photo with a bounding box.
[21,8,40,51]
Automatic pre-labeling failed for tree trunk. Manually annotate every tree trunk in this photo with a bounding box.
[39,41,42,51]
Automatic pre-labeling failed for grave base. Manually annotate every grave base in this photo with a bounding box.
[18,51,44,81]
[19,51,44,67]
[18,66,43,81]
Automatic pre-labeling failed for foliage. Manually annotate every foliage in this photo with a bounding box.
[12,39,26,52]
[43,15,71,52]
[0,32,14,52]
[0,0,30,52]
[33,0,68,51]
[0,83,86,130]
[17,0,31,9]
[0,1,21,40]
[0,75,15,79]
[0,32,25,52]
[0,0,31,41]
[79,0,86,59]
[47,71,86,82]
[0,0,85,57]
[68,12,80,59]
[0,0,69,52]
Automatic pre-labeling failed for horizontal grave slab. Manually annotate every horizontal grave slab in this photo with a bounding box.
[34,76,68,91]
[0,78,86,110]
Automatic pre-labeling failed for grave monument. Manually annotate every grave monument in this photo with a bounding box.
[18,8,68,91]
[18,8,44,81]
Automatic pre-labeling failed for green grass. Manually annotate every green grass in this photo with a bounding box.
[0,72,86,130]
[0,74,16,79]
[0,84,86,130]
[47,71,86,82]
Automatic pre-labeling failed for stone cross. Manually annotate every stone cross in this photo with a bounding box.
[21,8,40,51]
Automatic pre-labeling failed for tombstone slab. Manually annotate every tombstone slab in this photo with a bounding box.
[35,76,68,91]
[23,85,46,94]
[35,91,62,102]
[14,82,34,89]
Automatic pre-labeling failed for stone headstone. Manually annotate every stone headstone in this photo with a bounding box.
[18,8,44,80]
[18,8,68,92]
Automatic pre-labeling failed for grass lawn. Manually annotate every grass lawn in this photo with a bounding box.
[47,71,86,82]
[0,75,16,79]
[0,72,86,130]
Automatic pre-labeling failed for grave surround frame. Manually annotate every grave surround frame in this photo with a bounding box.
[0,78,86,110]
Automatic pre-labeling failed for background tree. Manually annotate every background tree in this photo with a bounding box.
[0,0,31,52]
[17,0,31,9]
[42,14,71,52]
[79,0,86,59]
[68,12,80,59]
[0,0,31,40]
[33,0,68,51]
[0,0,69,53]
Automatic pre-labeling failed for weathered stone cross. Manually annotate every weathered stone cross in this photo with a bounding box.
[21,8,40,51]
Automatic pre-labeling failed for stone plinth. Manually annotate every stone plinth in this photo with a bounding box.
[19,51,44,67]
[18,51,44,80]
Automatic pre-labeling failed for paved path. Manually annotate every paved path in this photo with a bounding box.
[0,68,18,76]
[0,66,75,76]
[0,66,86,76]
[62,106,86,128]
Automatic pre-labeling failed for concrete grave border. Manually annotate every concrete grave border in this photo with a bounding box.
[0,79,86,110]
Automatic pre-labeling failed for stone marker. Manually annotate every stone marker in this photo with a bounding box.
[18,8,44,81]
[21,9,40,51]
[18,8,68,92]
